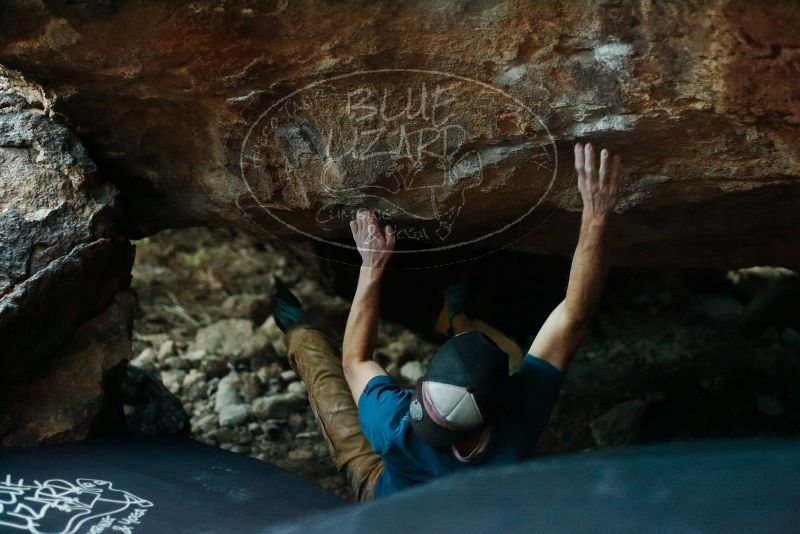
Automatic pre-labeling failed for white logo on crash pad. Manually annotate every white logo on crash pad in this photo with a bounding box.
[0,475,152,534]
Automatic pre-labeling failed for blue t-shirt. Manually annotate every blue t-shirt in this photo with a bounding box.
[357,355,564,497]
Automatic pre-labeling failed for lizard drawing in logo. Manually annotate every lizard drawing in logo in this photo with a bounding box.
[0,476,153,534]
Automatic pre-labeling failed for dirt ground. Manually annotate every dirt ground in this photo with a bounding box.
[129,227,800,501]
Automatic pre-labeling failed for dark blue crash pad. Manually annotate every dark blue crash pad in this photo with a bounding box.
[0,436,343,533]
[3,438,799,533]
[271,439,800,534]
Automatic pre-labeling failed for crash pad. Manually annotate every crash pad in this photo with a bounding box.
[0,436,343,534]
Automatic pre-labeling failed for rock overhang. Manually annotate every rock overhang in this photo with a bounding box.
[0,0,797,268]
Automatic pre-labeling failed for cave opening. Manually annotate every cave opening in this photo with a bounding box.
[123,226,800,501]
[2,0,800,528]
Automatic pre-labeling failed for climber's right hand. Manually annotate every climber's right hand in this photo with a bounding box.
[350,208,395,270]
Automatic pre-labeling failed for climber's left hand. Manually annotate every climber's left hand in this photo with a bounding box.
[575,142,620,222]
[350,209,395,270]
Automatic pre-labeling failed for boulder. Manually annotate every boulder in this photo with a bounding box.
[685,294,744,325]
[400,361,426,386]
[238,372,265,401]
[252,394,307,420]
[740,276,800,333]
[159,369,185,395]
[194,319,275,364]
[219,404,251,427]
[0,2,798,268]
[222,293,273,325]
[589,399,647,448]
[131,347,157,372]
[215,373,242,413]
[262,315,288,355]
[280,370,299,383]
[122,364,190,436]
[0,66,134,446]
[287,381,308,397]
[0,292,137,446]
[376,340,411,367]
[182,369,208,401]
[192,413,218,434]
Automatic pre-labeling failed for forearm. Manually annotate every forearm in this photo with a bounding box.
[563,210,611,325]
[342,266,383,369]
[529,142,618,370]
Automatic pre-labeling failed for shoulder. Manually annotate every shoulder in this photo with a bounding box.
[505,355,565,451]
[358,375,412,410]
[513,354,564,387]
[357,375,413,453]
[509,355,565,418]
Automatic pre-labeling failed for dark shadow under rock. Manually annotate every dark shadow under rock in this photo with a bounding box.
[122,365,190,436]
[0,291,137,446]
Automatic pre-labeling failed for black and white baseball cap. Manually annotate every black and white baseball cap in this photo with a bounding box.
[409,331,509,449]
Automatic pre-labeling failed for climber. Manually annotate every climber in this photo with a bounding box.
[272,142,621,501]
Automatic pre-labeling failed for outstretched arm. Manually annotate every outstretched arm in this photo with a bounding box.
[529,142,620,371]
[342,209,395,402]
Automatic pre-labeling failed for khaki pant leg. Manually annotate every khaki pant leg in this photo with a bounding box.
[470,319,525,373]
[285,327,384,501]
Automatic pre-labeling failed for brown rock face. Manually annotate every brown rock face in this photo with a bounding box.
[0,291,137,446]
[1,1,799,268]
[0,66,134,444]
